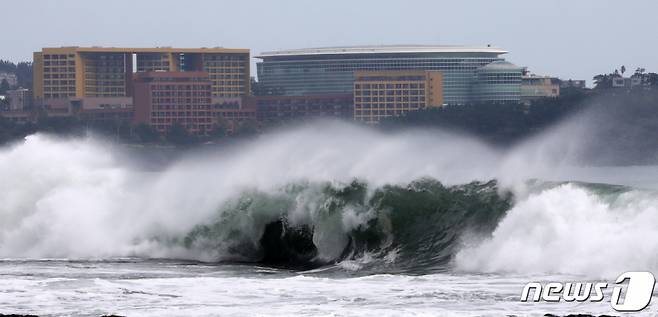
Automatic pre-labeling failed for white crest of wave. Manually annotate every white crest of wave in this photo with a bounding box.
[455,183,658,278]
[0,121,499,260]
[2,119,658,276]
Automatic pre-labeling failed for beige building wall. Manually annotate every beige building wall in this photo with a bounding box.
[32,52,43,101]
[521,76,560,101]
[353,70,444,124]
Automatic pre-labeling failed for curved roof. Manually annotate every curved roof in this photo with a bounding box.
[477,60,523,71]
[256,45,508,58]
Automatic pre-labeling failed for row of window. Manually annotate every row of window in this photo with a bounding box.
[85,87,126,93]
[85,74,126,83]
[215,93,243,97]
[138,61,170,65]
[151,112,212,117]
[44,61,75,66]
[152,105,210,110]
[203,55,247,61]
[151,92,211,97]
[44,87,75,92]
[205,68,246,74]
[83,68,125,73]
[152,99,210,105]
[85,82,125,87]
[354,102,425,109]
[44,93,76,98]
[43,54,75,60]
[44,67,76,73]
[151,119,213,126]
[216,112,256,118]
[355,90,426,96]
[259,58,498,66]
[145,77,209,83]
[84,62,125,67]
[209,74,244,80]
[355,83,425,89]
[203,62,246,67]
[356,97,425,102]
[211,87,244,92]
[44,74,75,79]
[45,80,76,85]
[150,85,210,91]
[355,110,414,116]
[210,80,245,86]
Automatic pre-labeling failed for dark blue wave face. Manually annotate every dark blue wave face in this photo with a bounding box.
[179,178,513,274]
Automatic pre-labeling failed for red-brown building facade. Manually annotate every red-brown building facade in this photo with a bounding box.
[133,71,213,135]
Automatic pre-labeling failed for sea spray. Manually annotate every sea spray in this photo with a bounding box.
[2,122,658,279]
[455,183,658,278]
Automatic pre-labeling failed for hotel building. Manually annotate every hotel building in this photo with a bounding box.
[30,47,249,133]
[353,70,443,124]
[256,45,522,104]
[33,47,250,107]
[133,71,213,135]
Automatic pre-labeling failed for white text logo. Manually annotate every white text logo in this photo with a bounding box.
[520,271,656,312]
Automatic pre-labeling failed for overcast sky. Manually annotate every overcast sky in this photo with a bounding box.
[4,0,657,85]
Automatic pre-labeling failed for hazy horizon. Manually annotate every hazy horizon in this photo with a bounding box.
[4,0,658,85]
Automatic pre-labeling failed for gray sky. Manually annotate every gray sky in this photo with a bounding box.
[4,0,657,85]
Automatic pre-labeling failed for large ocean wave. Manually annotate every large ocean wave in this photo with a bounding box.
[1,121,658,278]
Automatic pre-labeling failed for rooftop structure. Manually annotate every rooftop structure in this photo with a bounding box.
[256,45,508,58]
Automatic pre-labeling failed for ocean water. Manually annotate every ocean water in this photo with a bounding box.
[0,259,627,316]
[2,122,658,316]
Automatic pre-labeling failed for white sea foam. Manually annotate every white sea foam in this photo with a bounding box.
[455,183,658,278]
[1,120,658,278]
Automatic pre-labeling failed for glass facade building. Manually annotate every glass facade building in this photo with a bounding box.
[256,45,522,104]
[472,61,524,103]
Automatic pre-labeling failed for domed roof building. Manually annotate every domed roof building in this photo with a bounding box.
[472,61,524,103]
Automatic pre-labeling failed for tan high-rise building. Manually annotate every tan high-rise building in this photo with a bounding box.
[353,70,443,124]
[33,47,250,105]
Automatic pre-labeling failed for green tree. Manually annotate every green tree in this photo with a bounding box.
[209,117,230,139]
[233,119,259,137]
[15,62,33,89]
[37,115,84,135]
[593,69,625,90]
[134,123,160,143]
[165,123,193,145]
[251,77,285,96]
[646,73,658,87]
[0,96,8,109]
[0,79,9,94]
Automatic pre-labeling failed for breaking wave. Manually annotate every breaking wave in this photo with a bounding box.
[1,121,658,278]
[178,178,511,271]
